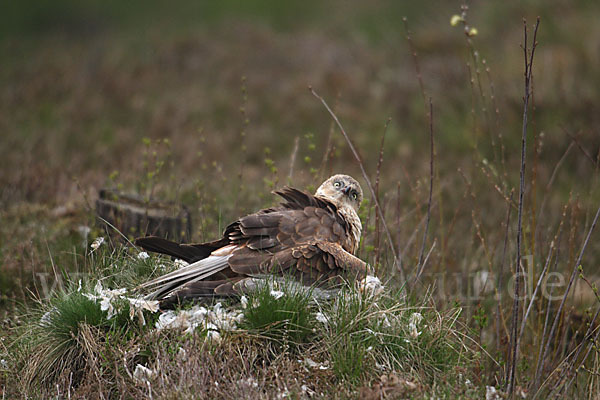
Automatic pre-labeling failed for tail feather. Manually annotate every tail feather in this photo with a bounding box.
[135,236,221,263]
[141,246,238,300]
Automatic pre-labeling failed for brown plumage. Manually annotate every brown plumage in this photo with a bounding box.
[135,174,368,307]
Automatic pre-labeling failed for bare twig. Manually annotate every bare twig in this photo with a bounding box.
[507,17,540,397]
[416,98,435,279]
[309,87,402,279]
[535,142,574,238]
[563,127,596,166]
[496,191,514,354]
[418,239,437,280]
[402,17,426,102]
[374,118,392,272]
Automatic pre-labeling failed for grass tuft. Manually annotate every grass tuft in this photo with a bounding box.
[241,277,316,344]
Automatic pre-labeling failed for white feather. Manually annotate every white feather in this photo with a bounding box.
[142,246,237,299]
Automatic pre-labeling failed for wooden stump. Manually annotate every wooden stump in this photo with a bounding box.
[95,189,192,242]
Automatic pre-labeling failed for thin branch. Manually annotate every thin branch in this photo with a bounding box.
[562,127,596,166]
[374,118,392,272]
[416,98,435,279]
[309,87,402,279]
[402,17,426,102]
[496,191,513,355]
[507,17,540,397]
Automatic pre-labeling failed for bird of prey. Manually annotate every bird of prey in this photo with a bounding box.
[135,174,369,306]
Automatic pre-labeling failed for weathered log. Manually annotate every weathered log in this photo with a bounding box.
[95,189,191,242]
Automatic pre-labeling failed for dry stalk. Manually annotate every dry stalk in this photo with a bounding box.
[507,17,540,397]
[416,98,435,280]
[402,17,426,102]
[309,86,402,280]
[496,191,514,355]
[374,118,391,272]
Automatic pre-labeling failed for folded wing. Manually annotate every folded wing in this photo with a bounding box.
[135,187,368,306]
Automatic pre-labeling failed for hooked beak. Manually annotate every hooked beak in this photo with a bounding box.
[342,185,351,195]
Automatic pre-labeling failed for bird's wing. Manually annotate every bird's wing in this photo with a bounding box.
[135,185,365,304]
[228,187,350,250]
[228,240,369,287]
[273,186,337,211]
[166,240,369,304]
[224,198,366,286]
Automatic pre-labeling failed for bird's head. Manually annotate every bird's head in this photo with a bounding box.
[315,174,363,212]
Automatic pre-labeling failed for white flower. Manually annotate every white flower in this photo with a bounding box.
[302,358,329,370]
[315,312,328,325]
[239,377,259,388]
[133,364,154,383]
[127,297,159,325]
[240,295,248,309]
[84,281,127,319]
[154,303,242,336]
[359,275,384,296]
[127,297,159,313]
[100,297,116,318]
[381,314,392,328]
[408,312,424,338]
[0,359,7,369]
[40,310,53,326]
[155,311,178,330]
[177,347,187,361]
[94,280,103,296]
[90,237,104,250]
[174,259,189,269]
[486,386,501,400]
[409,312,423,325]
[206,328,221,343]
[137,252,150,260]
[270,290,284,300]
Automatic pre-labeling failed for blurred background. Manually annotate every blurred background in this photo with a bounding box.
[1,0,599,309]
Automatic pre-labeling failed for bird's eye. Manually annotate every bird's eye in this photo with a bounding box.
[351,192,358,200]
[334,181,341,188]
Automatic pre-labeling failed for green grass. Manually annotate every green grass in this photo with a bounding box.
[1,247,480,397]
[1,0,600,397]
[323,287,476,387]
[6,245,166,392]
[241,278,316,344]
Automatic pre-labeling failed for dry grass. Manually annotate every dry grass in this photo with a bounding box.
[2,0,600,398]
